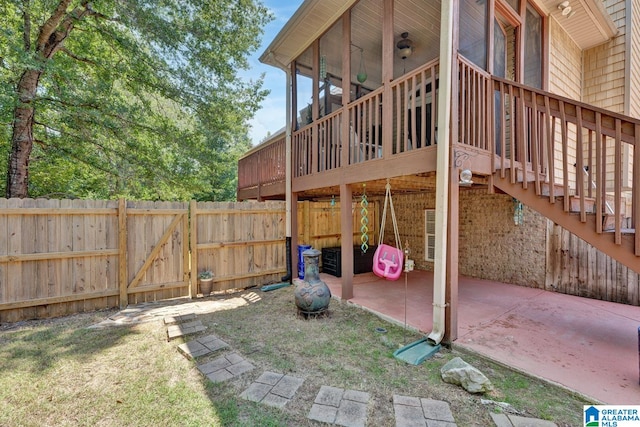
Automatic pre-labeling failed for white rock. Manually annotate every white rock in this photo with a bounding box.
[441,357,493,393]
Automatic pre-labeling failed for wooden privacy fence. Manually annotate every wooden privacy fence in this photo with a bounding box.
[190,201,286,294]
[0,199,291,322]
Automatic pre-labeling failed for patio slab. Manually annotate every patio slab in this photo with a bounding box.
[323,271,640,404]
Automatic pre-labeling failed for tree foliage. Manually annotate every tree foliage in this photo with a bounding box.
[0,0,271,200]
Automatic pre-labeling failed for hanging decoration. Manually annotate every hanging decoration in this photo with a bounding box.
[513,198,524,225]
[360,184,369,253]
[320,55,327,80]
[357,47,367,84]
[330,195,336,216]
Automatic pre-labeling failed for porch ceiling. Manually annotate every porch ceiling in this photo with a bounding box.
[538,0,617,49]
[260,0,617,72]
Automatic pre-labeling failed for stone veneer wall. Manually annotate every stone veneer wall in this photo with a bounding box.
[457,190,547,288]
[382,190,547,288]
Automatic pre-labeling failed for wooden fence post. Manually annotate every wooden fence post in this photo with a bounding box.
[303,200,311,244]
[118,198,128,308]
[190,200,198,297]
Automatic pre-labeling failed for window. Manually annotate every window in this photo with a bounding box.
[424,209,436,261]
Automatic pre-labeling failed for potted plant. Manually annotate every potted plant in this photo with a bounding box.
[198,270,214,296]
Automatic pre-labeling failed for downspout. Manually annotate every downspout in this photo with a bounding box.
[427,0,454,345]
[269,52,293,283]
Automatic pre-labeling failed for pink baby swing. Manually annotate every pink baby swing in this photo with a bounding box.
[372,180,404,280]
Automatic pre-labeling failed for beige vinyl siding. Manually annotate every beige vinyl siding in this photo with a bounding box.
[548,18,582,188]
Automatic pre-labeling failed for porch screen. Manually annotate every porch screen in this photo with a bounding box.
[523,4,542,89]
[459,0,487,70]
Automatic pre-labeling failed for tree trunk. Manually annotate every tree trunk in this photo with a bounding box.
[6,69,42,198]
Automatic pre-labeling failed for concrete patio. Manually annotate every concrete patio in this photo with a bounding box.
[321,270,640,405]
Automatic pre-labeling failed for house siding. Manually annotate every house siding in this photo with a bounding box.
[584,0,628,191]
[548,18,582,187]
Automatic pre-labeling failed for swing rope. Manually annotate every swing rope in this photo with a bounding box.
[378,179,402,253]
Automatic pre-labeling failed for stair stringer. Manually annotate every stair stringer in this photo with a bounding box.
[492,175,639,275]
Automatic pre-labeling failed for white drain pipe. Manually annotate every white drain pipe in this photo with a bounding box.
[427,0,454,346]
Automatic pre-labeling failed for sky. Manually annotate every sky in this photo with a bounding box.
[244,0,304,146]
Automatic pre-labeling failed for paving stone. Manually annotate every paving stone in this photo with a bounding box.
[490,413,514,427]
[335,399,368,427]
[255,371,284,386]
[308,403,338,424]
[315,385,344,407]
[198,357,231,375]
[261,393,289,408]
[206,369,234,383]
[395,404,427,427]
[225,352,245,364]
[163,313,196,325]
[509,415,556,427]
[199,335,229,352]
[425,420,456,427]
[178,341,210,359]
[166,320,206,340]
[394,395,458,427]
[226,360,255,376]
[240,382,272,402]
[240,371,304,410]
[394,394,422,407]
[343,389,370,403]
[271,375,304,399]
[421,398,456,423]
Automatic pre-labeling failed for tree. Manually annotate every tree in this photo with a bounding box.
[1,0,271,199]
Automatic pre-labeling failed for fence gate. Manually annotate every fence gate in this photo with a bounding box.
[122,201,190,305]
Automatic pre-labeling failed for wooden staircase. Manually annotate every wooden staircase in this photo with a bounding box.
[493,173,638,274]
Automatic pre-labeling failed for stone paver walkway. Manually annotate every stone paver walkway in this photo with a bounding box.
[178,334,229,359]
[394,394,457,427]
[308,385,370,427]
[197,352,254,383]
[240,371,304,408]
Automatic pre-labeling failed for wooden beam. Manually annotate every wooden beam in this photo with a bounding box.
[190,200,198,297]
[340,183,354,299]
[118,198,128,308]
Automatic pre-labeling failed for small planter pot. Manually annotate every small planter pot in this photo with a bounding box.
[199,278,214,295]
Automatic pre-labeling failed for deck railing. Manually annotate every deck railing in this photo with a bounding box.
[237,135,286,190]
[390,59,440,153]
[238,57,638,258]
[470,56,639,254]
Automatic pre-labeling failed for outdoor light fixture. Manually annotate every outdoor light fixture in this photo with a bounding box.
[396,32,414,59]
[459,169,473,186]
[557,1,575,17]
